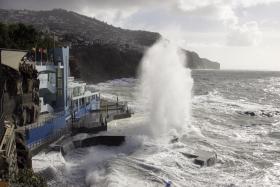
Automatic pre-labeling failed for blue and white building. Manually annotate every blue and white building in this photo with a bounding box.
[24,47,100,149]
[68,77,100,121]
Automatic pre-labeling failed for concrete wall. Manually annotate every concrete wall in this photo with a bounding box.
[53,47,69,113]
[62,47,69,111]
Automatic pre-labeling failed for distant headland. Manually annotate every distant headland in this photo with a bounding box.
[0,9,220,83]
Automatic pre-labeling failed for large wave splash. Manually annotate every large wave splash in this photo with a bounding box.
[138,38,193,138]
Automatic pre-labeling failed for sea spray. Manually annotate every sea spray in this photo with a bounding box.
[138,38,193,138]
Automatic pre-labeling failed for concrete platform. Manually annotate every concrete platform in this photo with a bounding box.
[182,149,217,167]
[48,135,126,155]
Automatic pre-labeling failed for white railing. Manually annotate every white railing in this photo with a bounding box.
[19,111,65,130]
[36,64,56,73]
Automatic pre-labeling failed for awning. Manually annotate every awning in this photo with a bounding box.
[1,50,27,71]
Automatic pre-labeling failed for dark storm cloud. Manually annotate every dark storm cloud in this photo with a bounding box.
[0,0,83,11]
[0,0,168,10]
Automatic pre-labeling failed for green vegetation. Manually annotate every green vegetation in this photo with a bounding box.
[0,23,53,50]
[13,169,47,187]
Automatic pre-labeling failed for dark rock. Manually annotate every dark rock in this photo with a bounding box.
[182,150,217,167]
[244,111,256,117]
[37,167,57,181]
[15,131,32,169]
[194,150,217,167]
[268,132,280,139]
[170,137,179,143]
[240,110,280,118]
[14,169,47,187]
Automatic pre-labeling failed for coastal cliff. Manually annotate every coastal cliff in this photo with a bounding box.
[0,9,220,83]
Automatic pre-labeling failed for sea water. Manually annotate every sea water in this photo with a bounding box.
[33,70,280,185]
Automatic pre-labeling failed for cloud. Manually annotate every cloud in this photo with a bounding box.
[0,0,278,46]
[175,1,266,46]
[177,0,222,11]
[232,0,280,7]
[226,21,262,46]
[176,0,280,10]
[218,5,238,26]
[80,6,138,26]
[216,5,262,46]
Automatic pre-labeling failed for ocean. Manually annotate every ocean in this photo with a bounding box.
[32,70,280,187]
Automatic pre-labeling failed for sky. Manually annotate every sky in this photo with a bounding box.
[1,0,280,70]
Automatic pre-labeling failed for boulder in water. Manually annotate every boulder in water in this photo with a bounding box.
[194,150,217,167]
[244,111,256,117]
[170,136,179,143]
[182,149,217,167]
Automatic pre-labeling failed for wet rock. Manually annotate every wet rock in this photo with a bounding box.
[260,110,273,117]
[260,110,280,117]
[37,167,57,181]
[238,110,280,118]
[15,132,32,169]
[15,169,47,187]
[61,142,75,155]
[244,111,256,117]
[194,150,217,167]
[268,132,280,139]
[255,160,274,169]
[170,136,179,143]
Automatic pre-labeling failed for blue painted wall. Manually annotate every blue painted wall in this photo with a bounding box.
[74,99,99,120]
[26,113,66,145]
[75,105,90,119]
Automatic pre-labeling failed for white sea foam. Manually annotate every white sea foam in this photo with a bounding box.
[138,39,193,139]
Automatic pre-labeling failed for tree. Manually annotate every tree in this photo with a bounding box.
[0,23,53,50]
